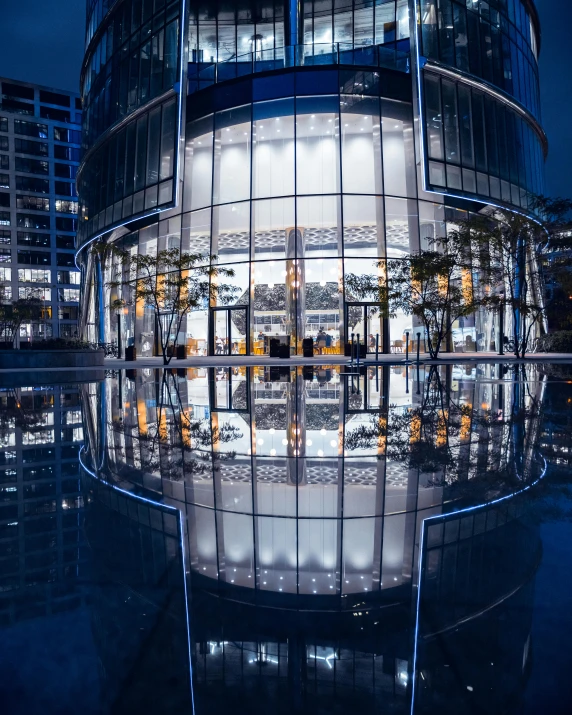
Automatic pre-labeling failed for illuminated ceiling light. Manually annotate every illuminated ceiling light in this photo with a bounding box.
[270,448,276,456]
[320,429,326,435]
[282,438,288,445]
[257,438,264,445]
[306,439,312,446]
[330,440,337,447]
[269,428,275,434]
[317,449,324,457]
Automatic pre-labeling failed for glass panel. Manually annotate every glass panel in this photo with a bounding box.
[212,201,250,263]
[230,308,247,354]
[297,194,340,258]
[295,96,340,196]
[385,197,418,256]
[214,310,229,354]
[304,258,341,353]
[376,0,396,45]
[442,79,460,164]
[252,259,287,354]
[342,517,379,594]
[341,94,382,194]
[424,73,443,160]
[418,200,445,252]
[184,116,213,212]
[343,195,385,257]
[159,98,176,181]
[252,197,294,259]
[253,99,295,199]
[354,7,374,46]
[381,99,416,198]
[213,106,251,205]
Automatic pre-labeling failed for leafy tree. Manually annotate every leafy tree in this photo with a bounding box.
[343,364,544,494]
[345,229,491,359]
[463,196,572,358]
[106,247,237,364]
[101,371,243,482]
[0,295,43,347]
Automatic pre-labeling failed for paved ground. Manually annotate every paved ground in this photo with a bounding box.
[1,351,571,374]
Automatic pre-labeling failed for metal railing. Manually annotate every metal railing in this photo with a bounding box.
[188,43,410,94]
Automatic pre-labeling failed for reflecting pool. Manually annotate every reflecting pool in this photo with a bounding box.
[2,363,572,714]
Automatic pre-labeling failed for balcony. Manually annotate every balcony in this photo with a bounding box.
[188,43,410,95]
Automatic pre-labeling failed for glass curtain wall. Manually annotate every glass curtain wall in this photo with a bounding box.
[419,0,541,119]
[96,75,520,357]
[423,70,545,209]
[180,86,420,356]
[187,0,410,68]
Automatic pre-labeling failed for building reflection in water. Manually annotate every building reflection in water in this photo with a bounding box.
[80,363,546,714]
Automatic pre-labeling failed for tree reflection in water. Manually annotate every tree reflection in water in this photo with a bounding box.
[80,363,549,715]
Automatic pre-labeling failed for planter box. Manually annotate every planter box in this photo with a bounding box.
[0,349,105,370]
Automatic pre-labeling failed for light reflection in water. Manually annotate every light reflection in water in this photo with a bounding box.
[80,363,547,714]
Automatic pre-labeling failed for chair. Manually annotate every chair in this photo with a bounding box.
[392,340,404,353]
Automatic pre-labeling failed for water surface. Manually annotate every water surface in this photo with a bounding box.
[1,362,571,714]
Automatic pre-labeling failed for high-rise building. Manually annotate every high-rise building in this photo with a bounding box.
[77,0,546,357]
[0,381,85,625]
[0,77,81,343]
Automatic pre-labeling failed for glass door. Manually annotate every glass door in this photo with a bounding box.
[211,308,248,356]
[345,303,385,353]
[214,310,229,355]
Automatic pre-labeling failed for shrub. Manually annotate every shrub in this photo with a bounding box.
[19,338,94,351]
[536,331,572,353]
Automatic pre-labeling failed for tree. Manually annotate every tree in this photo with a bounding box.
[343,363,544,495]
[464,197,572,358]
[345,229,491,359]
[106,247,237,364]
[0,295,43,347]
[100,370,243,482]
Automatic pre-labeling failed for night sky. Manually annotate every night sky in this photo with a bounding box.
[0,0,569,197]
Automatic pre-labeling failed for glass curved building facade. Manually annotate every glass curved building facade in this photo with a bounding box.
[77,0,546,357]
